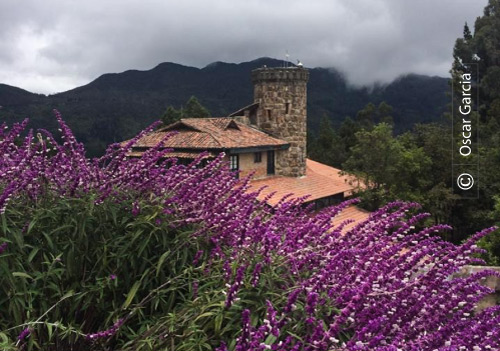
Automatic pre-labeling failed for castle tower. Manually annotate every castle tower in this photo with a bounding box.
[252,66,309,177]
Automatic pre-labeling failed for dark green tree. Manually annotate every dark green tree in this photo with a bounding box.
[337,116,361,156]
[343,123,436,211]
[308,115,342,167]
[342,123,402,209]
[161,106,182,126]
[355,102,376,129]
[183,96,211,118]
[378,101,394,126]
[450,0,500,242]
[160,96,211,126]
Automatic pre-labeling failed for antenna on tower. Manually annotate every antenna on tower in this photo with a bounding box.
[285,50,289,68]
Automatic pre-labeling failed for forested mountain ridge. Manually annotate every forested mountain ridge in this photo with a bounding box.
[0,57,449,156]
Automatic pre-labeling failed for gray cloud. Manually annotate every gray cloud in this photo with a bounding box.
[0,0,488,94]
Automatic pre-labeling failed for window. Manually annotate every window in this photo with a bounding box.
[254,152,262,163]
[267,150,275,175]
[285,102,290,114]
[229,154,239,178]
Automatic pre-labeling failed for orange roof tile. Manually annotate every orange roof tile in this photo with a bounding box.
[126,151,214,159]
[248,159,362,206]
[332,205,370,231]
[130,118,289,150]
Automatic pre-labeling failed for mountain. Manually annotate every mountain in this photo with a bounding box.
[0,58,450,156]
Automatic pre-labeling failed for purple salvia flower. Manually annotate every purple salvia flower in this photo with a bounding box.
[86,318,125,341]
[17,327,31,341]
[0,242,7,254]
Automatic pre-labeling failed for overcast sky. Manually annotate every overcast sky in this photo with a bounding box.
[0,0,488,95]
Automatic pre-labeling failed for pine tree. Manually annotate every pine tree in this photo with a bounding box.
[160,96,211,126]
[183,96,210,118]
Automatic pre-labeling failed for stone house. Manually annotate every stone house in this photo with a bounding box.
[126,65,368,219]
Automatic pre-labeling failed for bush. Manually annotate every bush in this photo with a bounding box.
[0,112,499,350]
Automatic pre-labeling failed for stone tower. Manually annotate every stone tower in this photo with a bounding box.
[252,66,309,177]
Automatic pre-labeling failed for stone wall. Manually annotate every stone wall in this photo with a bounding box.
[252,67,309,177]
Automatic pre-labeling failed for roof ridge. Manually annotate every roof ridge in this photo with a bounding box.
[160,120,203,133]
[199,119,225,147]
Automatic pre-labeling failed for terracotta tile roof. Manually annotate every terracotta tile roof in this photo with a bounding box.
[332,205,370,231]
[129,118,289,150]
[248,159,362,206]
[126,151,214,159]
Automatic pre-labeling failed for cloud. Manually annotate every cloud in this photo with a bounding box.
[0,0,488,94]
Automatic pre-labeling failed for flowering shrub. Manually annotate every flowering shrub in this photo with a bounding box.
[0,112,499,350]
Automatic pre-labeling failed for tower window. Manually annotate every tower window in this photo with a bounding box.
[266,109,272,119]
[285,102,290,114]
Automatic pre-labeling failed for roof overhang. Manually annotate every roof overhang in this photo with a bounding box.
[225,144,290,154]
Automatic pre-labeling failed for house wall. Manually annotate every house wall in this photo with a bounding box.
[223,152,269,180]
[239,152,268,179]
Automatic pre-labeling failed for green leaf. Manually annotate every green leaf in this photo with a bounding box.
[28,247,40,263]
[27,220,36,235]
[156,250,171,277]
[47,322,53,340]
[264,334,277,345]
[1,213,7,235]
[12,272,33,280]
[0,332,9,343]
[194,311,215,322]
[123,280,141,309]
[61,290,75,300]
[214,313,223,333]
[42,232,54,251]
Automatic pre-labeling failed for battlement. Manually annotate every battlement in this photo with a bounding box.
[251,67,309,84]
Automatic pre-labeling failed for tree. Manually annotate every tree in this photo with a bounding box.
[355,102,376,129]
[161,105,182,126]
[450,0,500,244]
[160,96,211,126]
[308,115,343,167]
[378,101,394,126]
[342,123,401,209]
[183,96,210,118]
[477,196,500,265]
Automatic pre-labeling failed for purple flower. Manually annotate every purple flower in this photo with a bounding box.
[17,327,31,341]
[86,318,124,340]
[1,115,499,350]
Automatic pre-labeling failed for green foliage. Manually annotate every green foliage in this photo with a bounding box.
[341,122,433,210]
[0,191,320,350]
[478,196,500,265]
[354,101,394,129]
[449,0,500,251]
[161,96,211,126]
[161,106,182,126]
[308,116,344,167]
[184,96,211,118]
[0,193,208,350]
